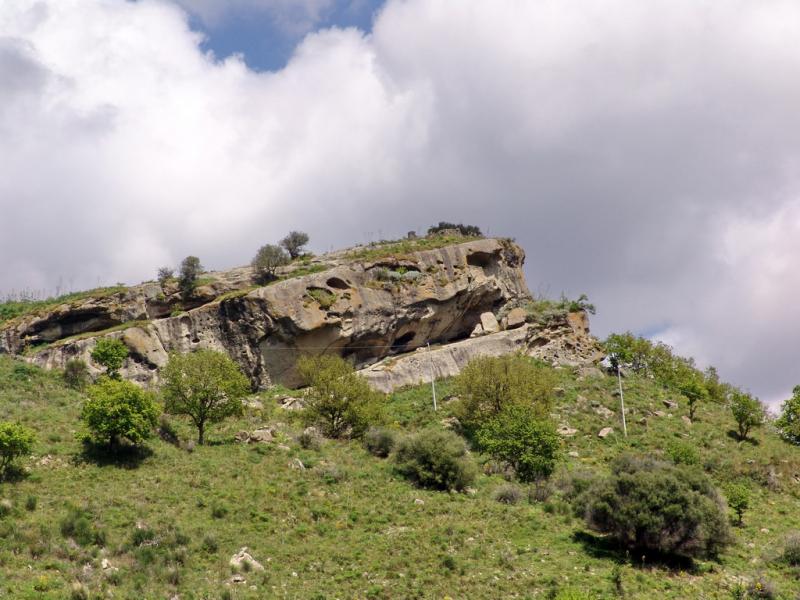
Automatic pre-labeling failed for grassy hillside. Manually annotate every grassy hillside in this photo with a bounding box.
[0,355,799,599]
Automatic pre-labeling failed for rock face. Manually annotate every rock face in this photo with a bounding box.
[0,237,599,390]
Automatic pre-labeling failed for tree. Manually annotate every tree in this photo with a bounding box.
[279,231,310,260]
[584,454,731,559]
[63,358,90,390]
[477,405,561,482]
[161,350,250,445]
[90,338,129,379]
[178,256,203,297]
[0,422,35,476]
[394,428,477,491]
[777,385,800,444]
[80,378,158,450]
[157,267,174,287]
[297,354,383,438]
[679,376,709,421]
[453,354,555,433]
[726,483,750,525]
[730,390,765,441]
[251,244,289,283]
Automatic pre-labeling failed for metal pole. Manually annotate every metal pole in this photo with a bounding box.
[428,342,437,411]
[617,364,628,437]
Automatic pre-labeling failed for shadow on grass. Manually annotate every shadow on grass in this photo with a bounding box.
[726,430,760,446]
[0,464,30,483]
[572,530,698,572]
[74,442,153,469]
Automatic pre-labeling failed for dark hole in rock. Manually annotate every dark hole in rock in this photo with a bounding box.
[326,277,350,290]
[466,251,495,268]
[391,331,416,352]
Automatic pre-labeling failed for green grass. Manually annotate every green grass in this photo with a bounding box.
[1,355,800,598]
[0,286,128,325]
[347,235,483,261]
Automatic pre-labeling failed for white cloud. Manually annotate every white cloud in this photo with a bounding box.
[2,0,800,405]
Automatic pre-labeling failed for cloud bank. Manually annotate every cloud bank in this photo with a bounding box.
[2,0,800,405]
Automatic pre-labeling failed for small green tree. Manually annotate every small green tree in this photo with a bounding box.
[297,355,383,438]
[63,358,90,390]
[477,405,561,482]
[394,428,477,491]
[251,244,290,283]
[178,256,203,297]
[80,378,158,450]
[161,350,250,445]
[0,422,35,476]
[279,231,310,260]
[90,338,129,379]
[679,376,709,421]
[157,267,174,288]
[453,354,555,433]
[730,390,765,441]
[726,483,750,525]
[777,385,800,444]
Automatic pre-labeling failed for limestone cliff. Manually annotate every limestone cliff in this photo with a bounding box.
[0,237,602,391]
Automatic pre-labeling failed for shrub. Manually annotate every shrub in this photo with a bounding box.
[726,483,750,525]
[493,484,523,505]
[157,267,174,287]
[453,354,555,433]
[178,256,203,297]
[80,378,159,450]
[477,405,561,482]
[0,422,34,476]
[730,390,764,441]
[24,495,37,512]
[161,350,250,445]
[776,385,800,445]
[666,440,700,466]
[427,222,483,237]
[307,288,336,309]
[783,531,800,565]
[297,355,384,438]
[60,505,105,547]
[280,231,310,259]
[363,427,396,458]
[63,359,90,390]
[584,454,731,559]
[252,244,289,283]
[747,575,777,599]
[394,429,476,491]
[90,338,129,379]
[298,427,322,451]
[200,534,218,554]
[679,376,709,421]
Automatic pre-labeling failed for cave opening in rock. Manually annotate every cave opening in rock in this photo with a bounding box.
[326,277,350,290]
[391,331,416,353]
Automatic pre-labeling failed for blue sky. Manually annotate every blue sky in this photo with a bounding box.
[186,0,386,71]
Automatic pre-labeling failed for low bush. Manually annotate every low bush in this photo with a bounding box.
[783,531,800,565]
[363,427,396,458]
[60,505,105,547]
[298,427,322,450]
[80,378,159,450]
[747,575,777,599]
[493,484,523,505]
[666,440,700,466]
[394,429,476,491]
[584,454,731,559]
[63,358,90,390]
[0,421,35,477]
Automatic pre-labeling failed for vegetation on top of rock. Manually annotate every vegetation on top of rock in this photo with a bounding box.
[161,349,251,445]
[90,338,129,379]
[279,230,310,259]
[583,454,732,559]
[427,222,484,237]
[178,256,203,297]
[0,285,127,325]
[251,244,290,283]
[80,378,159,451]
[157,266,174,287]
[297,354,384,438]
[346,233,484,261]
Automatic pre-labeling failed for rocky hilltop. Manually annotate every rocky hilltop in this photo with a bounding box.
[0,236,602,390]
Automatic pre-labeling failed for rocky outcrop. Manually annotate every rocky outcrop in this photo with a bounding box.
[4,237,568,389]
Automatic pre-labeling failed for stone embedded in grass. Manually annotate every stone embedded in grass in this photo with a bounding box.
[598,427,614,439]
[663,399,678,410]
[229,547,265,572]
[557,425,578,436]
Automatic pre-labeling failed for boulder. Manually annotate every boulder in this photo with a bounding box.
[598,427,614,439]
[663,399,678,410]
[557,425,578,437]
[503,307,527,330]
[594,405,615,420]
[480,312,500,334]
[229,548,265,572]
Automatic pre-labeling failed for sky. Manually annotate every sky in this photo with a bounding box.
[2,0,800,407]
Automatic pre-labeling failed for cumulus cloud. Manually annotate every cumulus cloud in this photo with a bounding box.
[2,0,800,404]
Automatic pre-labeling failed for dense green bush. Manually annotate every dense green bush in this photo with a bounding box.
[0,422,35,476]
[297,355,384,439]
[63,358,90,390]
[453,354,555,433]
[394,429,476,491]
[730,390,765,441]
[161,350,250,445]
[583,454,731,559]
[493,483,523,505]
[80,378,159,450]
[477,405,561,482]
[252,244,289,283]
[90,338,129,379]
[665,440,700,466]
[776,385,800,444]
[363,427,396,458]
[725,483,750,525]
[427,222,483,237]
